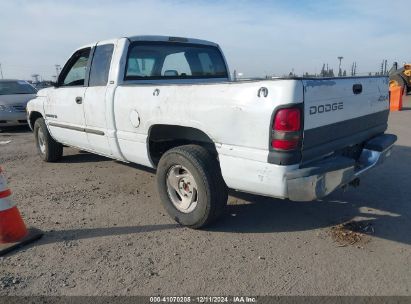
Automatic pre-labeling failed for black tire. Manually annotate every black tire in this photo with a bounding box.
[33,118,63,162]
[156,145,228,229]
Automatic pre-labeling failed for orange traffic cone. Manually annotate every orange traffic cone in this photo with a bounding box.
[0,166,42,256]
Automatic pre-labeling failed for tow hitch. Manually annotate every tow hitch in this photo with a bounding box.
[349,178,360,187]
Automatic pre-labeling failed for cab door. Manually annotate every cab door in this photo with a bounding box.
[83,43,115,156]
[45,48,91,149]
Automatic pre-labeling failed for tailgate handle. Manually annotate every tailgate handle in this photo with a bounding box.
[353,84,362,94]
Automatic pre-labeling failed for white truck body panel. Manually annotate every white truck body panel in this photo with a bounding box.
[114,80,303,159]
[46,87,89,149]
[113,80,303,196]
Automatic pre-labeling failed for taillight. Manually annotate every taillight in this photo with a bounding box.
[271,107,302,151]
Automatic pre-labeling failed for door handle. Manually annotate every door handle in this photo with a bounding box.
[75,96,83,104]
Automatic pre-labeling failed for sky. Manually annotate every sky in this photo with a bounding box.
[0,0,409,80]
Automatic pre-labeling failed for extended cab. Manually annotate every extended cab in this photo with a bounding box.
[27,35,396,228]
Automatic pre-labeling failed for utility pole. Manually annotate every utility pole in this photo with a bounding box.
[337,56,344,77]
[31,74,40,84]
[351,62,357,76]
[380,60,387,75]
[0,63,3,79]
[55,64,61,78]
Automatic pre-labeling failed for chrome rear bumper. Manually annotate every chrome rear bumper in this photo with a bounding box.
[286,134,396,201]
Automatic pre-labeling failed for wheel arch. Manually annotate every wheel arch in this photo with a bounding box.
[147,124,218,167]
[28,111,43,130]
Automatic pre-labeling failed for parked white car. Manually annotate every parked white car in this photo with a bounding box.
[26,35,396,228]
[0,79,37,127]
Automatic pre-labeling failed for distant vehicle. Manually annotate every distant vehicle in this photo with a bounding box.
[389,62,411,95]
[27,35,396,228]
[32,81,54,90]
[0,79,37,127]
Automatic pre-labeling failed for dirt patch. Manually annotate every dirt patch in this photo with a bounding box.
[329,220,375,247]
[0,273,26,290]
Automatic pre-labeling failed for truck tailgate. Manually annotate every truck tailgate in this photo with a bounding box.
[301,77,389,163]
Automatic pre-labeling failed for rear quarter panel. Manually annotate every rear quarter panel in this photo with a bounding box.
[113,79,304,164]
[113,79,304,198]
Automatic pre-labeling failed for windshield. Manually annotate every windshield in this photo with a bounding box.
[125,42,228,80]
[0,81,37,95]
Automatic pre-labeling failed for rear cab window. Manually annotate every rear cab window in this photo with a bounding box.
[124,42,228,81]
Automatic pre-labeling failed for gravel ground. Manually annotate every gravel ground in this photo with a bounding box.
[0,97,410,296]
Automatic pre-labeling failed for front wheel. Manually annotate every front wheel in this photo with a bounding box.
[34,118,63,162]
[156,145,228,229]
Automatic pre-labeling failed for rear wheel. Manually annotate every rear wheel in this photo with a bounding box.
[156,145,228,228]
[34,118,63,162]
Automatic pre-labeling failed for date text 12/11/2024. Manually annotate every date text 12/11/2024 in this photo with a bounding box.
[149,296,257,303]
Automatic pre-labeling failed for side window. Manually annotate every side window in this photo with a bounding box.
[60,48,91,86]
[89,44,114,86]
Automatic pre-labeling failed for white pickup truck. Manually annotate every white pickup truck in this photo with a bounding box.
[27,35,396,228]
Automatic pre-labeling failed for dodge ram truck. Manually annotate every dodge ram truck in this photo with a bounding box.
[26,35,397,228]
